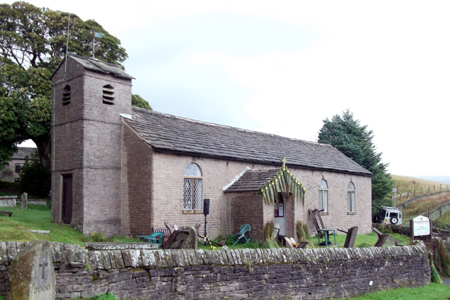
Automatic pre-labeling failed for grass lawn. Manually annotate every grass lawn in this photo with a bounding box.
[310,230,411,248]
[0,204,139,245]
[335,282,450,300]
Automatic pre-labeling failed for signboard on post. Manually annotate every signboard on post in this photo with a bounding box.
[410,215,431,240]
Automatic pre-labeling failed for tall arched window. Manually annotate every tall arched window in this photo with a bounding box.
[183,163,202,210]
[318,179,328,213]
[347,182,355,212]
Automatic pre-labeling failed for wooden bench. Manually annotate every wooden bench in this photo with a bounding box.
[0,210,13,217]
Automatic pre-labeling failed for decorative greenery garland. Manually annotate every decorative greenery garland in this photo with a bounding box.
[260,166,307,205]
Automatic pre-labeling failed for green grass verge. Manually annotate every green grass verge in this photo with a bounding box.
[435,210,450,229]
[337,282,450,300]
[0,205,139,245]
[311,231,410,248]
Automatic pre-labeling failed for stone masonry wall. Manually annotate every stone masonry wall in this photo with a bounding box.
[0,196,16,207]
[0,242,430,300]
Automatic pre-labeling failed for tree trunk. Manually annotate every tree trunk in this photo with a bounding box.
[33,136,51,171]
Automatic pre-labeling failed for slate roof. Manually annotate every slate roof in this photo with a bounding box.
[224,169,281,192]
[11,147,37,160]
[51,54,134,80]
[125,107,372,177]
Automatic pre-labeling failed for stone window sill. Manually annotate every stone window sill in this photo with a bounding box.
[320,212,329,216]
[347,212,357,215]
[182,209,203,214]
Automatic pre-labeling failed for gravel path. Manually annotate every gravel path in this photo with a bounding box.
[442,276,450,286]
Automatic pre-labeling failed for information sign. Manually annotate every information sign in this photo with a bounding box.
[412,216,430,236]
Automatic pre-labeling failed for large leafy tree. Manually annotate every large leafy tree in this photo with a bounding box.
[317,110,394,211]
[0,1,128,170]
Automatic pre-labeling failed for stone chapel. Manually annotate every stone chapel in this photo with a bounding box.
[51,54,373,240]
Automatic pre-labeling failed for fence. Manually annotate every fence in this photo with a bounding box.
[393,185,450,204]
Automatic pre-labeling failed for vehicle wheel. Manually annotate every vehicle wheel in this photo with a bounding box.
[374,215,380,223]
[391,217,398,225]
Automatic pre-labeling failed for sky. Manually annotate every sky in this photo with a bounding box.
[11,0,450,177]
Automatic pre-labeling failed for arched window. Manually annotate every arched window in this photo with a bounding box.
[103,84,114,105]
[318,179,328,213]
[347,182,355,212]
[62,85,71,105]
[183,163,202,210]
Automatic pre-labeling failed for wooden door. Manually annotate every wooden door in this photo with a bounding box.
[62,175,73,224]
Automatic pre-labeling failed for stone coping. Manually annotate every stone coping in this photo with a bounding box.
[85,242,159,250]
[0,196,17,199]
[0,241,428,270]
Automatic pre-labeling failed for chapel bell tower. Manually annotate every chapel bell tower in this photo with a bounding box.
[51,55,134,236]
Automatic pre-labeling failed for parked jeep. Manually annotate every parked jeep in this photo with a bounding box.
[373,205,402,225]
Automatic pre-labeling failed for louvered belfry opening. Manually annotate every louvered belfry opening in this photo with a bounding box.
[102,84,114,105]
[62,85,71,105]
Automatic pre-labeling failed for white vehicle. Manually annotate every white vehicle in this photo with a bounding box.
[373,206,402,225]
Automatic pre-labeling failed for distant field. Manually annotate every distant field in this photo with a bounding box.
[391,175,449,206]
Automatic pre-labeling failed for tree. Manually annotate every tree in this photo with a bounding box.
[132,94,152,110]
[20,151,50,198]
[0,1,128,170]
[317,110,394,211]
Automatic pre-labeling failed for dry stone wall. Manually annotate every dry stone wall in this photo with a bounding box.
[0,242,430,300]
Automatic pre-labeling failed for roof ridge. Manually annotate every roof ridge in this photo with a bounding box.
[131,107,325,146]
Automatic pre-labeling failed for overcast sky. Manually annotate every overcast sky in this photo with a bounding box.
[11,0,450,177]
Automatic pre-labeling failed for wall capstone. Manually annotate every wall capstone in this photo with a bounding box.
[0,242,431,300]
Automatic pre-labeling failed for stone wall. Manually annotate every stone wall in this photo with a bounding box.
[0,242,430,300]
[0,196,16,207]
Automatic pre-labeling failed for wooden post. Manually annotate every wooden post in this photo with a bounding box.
[413,189,415,197]
[429,218,433,240]
[410,219,414,242]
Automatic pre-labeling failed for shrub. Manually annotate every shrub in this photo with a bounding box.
[264,220,275,240]
[296,221,311,242]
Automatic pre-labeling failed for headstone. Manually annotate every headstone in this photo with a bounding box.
[181,226,198,250]
[21,192,28,209]
[8,241,55,300]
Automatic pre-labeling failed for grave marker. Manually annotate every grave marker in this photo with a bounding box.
[21,192,27,209]
[8,241,55,300]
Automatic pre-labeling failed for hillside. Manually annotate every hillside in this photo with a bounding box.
[391,175,448,205]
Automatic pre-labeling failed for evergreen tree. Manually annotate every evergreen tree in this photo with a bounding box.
[318,110,394,212]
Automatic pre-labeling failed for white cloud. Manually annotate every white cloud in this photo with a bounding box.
[5,0,450,176]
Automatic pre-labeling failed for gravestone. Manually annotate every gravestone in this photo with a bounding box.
[181,226,198,250]
[21,192,28,209]
[8,241,55,300]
